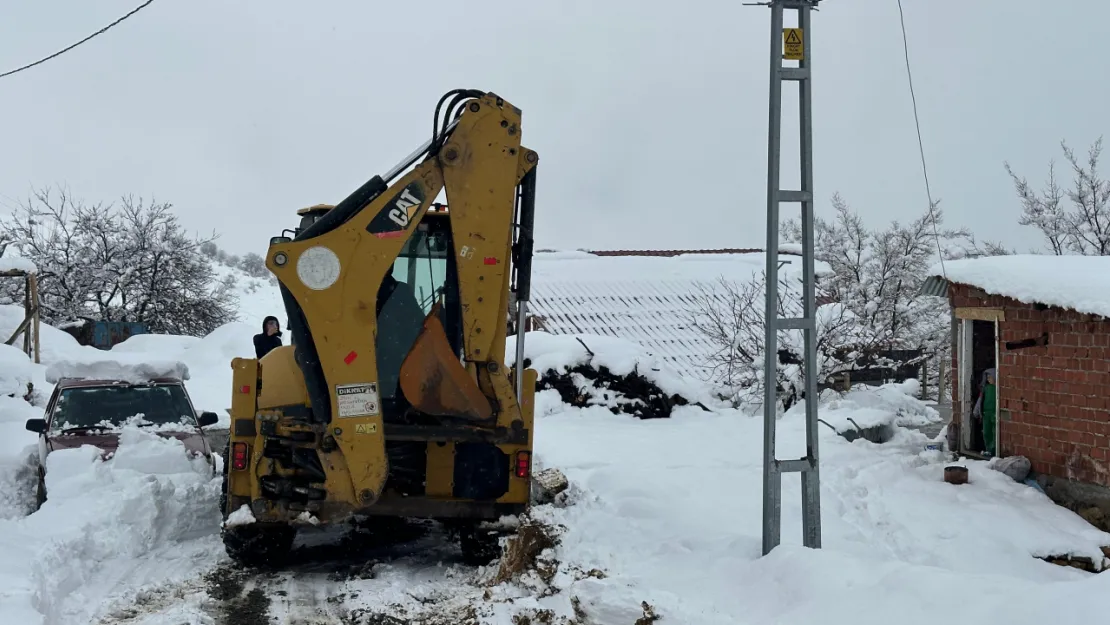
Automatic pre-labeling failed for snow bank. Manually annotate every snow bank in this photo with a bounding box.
[0,344,33,397]
[818,379,941,431]
[0,304,93,366]
[0,426,222,625]
[110,333,201,353]
[0,395,44,520]
[929,254,1110,318]
[507,331,716,407]
[178,322,258,425]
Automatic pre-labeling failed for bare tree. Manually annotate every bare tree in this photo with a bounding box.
[1006,137,1110,255]
[0,186,239,336]
[685,271,866,412]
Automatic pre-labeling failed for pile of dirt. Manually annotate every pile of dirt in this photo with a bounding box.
[529,359,706,420]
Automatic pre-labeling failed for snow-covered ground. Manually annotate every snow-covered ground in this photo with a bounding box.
[0,313,1108,623]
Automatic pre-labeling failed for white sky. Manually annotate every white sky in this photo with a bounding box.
[1,0,1105,256]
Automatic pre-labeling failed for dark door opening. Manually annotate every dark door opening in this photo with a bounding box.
[960,318,998,456]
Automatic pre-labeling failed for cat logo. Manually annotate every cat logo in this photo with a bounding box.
[367,181,427,238]
[387,188,422,228]
[355,423,378,435]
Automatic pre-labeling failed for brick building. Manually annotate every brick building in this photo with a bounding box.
[923,255,1110,492]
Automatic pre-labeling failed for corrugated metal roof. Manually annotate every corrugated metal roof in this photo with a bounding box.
[919,275,949,298]
[527,250,818,384]
[587,248,801,258]
[530,278,729,383]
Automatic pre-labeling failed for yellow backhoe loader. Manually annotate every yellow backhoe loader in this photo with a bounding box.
[220,89,539,565]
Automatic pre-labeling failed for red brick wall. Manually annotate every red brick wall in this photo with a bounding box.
[949,283,1110,487]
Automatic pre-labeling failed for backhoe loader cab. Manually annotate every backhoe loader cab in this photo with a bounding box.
[295,204,335,235]
[221,90,539,566]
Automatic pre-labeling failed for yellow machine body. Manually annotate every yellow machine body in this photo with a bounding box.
[223,92,539,532]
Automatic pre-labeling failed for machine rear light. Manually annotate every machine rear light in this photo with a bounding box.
[231,442,249,471]
[514,451,531,478]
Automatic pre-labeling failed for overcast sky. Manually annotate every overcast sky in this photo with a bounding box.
[1,0,1105,256]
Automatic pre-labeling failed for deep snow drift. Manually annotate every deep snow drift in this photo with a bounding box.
[0,426,221,625]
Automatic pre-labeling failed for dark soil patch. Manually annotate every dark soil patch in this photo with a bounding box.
[529,353,706,419]
[203,565,272,625]
[494,522,558,584]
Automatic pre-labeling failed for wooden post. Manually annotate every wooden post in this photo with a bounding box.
[29,274,40,364]
[22,276,31,356]
[921,355,929,400]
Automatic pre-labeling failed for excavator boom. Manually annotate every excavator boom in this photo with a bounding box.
[221,90,539,565]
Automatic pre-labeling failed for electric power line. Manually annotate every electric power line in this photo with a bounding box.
[0,0,158,80]
[896,0,947,278]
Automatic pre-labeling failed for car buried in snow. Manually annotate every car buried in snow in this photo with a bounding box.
[24,361,220,509]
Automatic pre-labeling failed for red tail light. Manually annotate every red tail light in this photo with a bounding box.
[231,442,249,471]
[514,451,531,478]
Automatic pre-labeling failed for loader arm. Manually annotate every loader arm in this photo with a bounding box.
[261,91,538,509]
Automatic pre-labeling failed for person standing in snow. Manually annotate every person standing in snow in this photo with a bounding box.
[973,368,998,457]
[254,316,283,359]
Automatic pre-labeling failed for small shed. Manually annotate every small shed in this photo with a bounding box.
[923,255,1110,494]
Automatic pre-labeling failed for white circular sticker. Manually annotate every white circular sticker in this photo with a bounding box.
[296,246,341,291]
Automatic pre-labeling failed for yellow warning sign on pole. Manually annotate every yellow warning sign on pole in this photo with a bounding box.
[783,28,803,61]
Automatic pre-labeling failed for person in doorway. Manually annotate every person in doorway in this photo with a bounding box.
[254,316,283,359]
[973,368,997,457]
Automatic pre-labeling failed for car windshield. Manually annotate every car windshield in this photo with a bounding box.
[50,384,196,431]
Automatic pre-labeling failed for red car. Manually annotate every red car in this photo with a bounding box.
[24,377,220,509]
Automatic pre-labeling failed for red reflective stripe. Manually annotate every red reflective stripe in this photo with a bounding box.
[344,351,358,365]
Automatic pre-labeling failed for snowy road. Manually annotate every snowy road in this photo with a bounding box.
[102,519,533,625]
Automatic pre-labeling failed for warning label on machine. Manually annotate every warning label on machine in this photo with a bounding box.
[336,383,380,418]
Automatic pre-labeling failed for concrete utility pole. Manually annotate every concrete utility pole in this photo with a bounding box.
[756,0,823,555]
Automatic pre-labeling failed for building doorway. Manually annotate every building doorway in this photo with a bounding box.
[957,317,999,456]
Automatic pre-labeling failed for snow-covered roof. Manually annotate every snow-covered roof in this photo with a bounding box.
[927,255,1110,318]
[528,250,824,382]
[45,358,191,385]
[0,254,37,274]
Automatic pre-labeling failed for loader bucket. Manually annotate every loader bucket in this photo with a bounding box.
[399,303,494,421]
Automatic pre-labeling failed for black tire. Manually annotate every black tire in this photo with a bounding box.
[222,524,297,567]
[219,442,229,517]
[458,524,502,566]
[34,471,46,511]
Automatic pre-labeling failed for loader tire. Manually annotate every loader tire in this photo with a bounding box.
[222,524,296,567]
[458,524,502,566]
[219,442,229,517]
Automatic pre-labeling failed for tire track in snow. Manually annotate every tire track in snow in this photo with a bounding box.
[106,519,491,624]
